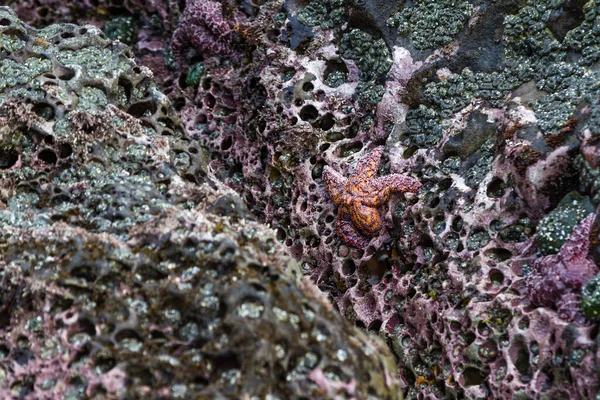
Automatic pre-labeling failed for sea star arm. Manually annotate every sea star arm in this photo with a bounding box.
[323,165,347,206]
[189,26,231,57]
[557,292,586,324]
[352,146,384,180]
[172,0,235,60]
[349,202,383,237]
[201,1,233,37]
[360,174,423,207]
[337,208,371,248]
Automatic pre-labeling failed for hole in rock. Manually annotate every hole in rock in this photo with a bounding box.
[317,113,335,131]
[462,367,489,386]
[299,105,319,121]
[38,149,57,165]
[0,148,18,169]
[302,81,314,92]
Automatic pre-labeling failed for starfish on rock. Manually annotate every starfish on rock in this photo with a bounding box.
[323,146,422,248]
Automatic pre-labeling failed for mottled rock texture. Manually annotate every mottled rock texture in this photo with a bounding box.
[0,7,402,399]
[154,0,600,398]
[6,0,600,399]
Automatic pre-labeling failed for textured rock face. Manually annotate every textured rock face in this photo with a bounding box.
[0,7,402,399]
[6,0,600,399]
[156,0,600,399]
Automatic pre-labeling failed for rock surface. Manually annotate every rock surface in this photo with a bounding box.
[0,7,402,399]
[4,0,600,399]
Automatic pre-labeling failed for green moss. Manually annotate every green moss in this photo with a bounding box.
[163,47,176,71]
[76,86,108,112]
[0,33,25,53]
[403,105,442,148]
[0,58,51,91]
[499,219,535,243]
[467,230,490,251]
[295,0,346,29]
[57,47,122,74]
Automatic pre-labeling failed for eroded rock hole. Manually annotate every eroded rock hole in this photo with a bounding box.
[93,353,116,373]
[299,104,318,121]
[118,77,132,103]
[37,8,49,18]
[452,216,463,231]
[510,336,531,377]
[484,248,512,261]
[547,0,588,41]
[488,269,504,285]
[60,31,75,39]
[55,64,75,81]
[439,177,453,190]
[72,317,96,337]
[462,367,489,386]
[127,100,157,118]
[402,146,418,159]
[204,93,216,108]
[115,329,143,344]
[33,103,54,121]
[316,113,335,131]
[324,59,349,85]
[70,265,98,282]
[487,177,506,198]
[38,149,57,165]
[342,260,356,275]
[338,141,363,157]
[221,136,233,151]
[0,148,18,169]
[196,113,207,125]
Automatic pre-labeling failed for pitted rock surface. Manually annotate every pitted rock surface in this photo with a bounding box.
[0,7,402,399]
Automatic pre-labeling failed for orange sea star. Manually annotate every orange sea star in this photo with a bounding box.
[323,146,422,248]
